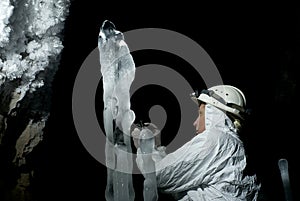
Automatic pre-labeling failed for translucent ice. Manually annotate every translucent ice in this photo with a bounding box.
[278,158,293,201]
[98,20,135,201]
[139,128,158,201]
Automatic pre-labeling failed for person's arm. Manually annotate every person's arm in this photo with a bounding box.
[132,124,220,192]
[155,137,210,193]
[140,131,219,193]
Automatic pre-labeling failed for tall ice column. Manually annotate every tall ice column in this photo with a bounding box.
[98,20,135,201]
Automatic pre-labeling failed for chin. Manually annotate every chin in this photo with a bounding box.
[196,130,205,135]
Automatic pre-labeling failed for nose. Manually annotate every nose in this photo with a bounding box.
[193,116,199,127]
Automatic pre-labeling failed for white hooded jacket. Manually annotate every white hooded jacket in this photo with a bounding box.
[137,104,261,200]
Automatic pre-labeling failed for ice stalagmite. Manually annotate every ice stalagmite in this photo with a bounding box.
[98,20,135,201]
[278,158,293,201]
[139,127,158,201]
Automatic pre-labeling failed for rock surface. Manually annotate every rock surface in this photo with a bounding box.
[0,1,70,200]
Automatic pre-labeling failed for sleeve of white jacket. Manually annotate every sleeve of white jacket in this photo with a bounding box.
[153,131,220,194]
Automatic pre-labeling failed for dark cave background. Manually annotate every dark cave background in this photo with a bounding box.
[28,2,298,201]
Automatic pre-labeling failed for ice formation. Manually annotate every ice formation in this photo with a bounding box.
[278,158,293,201]
[98,20,135,201]
[139,128,158,201]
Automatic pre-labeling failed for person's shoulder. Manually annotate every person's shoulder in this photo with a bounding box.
[209,128,243,147]
[191,128,223,147]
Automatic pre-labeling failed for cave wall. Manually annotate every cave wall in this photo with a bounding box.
[0,1,70,200]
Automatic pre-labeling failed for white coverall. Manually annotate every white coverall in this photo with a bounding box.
[137,104,261,200]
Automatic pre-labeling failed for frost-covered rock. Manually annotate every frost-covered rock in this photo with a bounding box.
[0,0,68,90]
[0,0,70,200]
[0,0,14,47]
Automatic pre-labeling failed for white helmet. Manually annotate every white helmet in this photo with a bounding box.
[191,85,247,119]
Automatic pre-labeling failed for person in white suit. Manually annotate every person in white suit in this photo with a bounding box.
[132,85,261,201]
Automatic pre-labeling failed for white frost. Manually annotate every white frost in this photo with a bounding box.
[0,0,70,93]
[0,0,14,47]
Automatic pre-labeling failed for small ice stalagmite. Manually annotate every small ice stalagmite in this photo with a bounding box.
[98,20,135,201]
[278,158,293,201]
[139,127,158,201]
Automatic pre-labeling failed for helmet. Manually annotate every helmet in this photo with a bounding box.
[191,85,247,119]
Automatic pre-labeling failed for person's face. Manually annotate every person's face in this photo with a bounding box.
[193,103,206,135]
